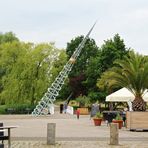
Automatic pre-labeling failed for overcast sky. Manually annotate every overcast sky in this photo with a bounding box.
[0,0,148,55]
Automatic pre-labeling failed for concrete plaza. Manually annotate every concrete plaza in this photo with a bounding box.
[1,111,148,147]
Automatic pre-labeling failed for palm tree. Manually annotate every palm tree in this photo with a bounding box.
[98,51,148,111]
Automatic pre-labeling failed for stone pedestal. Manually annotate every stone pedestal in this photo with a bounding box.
[110,123,119,145]
[47,123,56,145]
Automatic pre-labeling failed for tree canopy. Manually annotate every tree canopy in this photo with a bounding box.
[0,34,65,105]
[0,32,19,44]
[66,34,128,102]
[0,31,139,108]
[66,36,99,97]
[98,34,128,73]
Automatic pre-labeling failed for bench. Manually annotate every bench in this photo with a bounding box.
[0,123,9,144]
[5,108,15,114]
[0,143,4,148]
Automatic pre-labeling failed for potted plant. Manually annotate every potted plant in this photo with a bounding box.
[112,113,123,129]
[93,112,103,126]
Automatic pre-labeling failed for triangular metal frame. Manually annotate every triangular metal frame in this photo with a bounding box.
[32,22,96,116]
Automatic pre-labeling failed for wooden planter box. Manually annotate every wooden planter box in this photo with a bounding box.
[77,108,89,115]
[126,111,148,130]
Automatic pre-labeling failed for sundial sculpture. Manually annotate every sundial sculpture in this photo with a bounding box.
[32,22,96,116]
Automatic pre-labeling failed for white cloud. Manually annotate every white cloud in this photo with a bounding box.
[0,0,147,55]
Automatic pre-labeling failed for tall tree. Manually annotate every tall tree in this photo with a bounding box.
[66,34,128,101]
[0,41,28,104]
[0,41,62,105]
[0,32,19,99]
[94,34,129,102]
[21,43,59,105]
[99,34,128,73]
[0,32,19,44]
[66,36,99,97]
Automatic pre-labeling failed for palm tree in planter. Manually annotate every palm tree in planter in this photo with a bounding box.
[93,112,103,126]
[98,51,148,111]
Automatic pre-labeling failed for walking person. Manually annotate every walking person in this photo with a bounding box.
[76,109,80,119]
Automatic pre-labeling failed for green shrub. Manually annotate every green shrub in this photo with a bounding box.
[69,100,78,106]
[76,95,90,107]
[94,112,103,119]
[115,113,122,120]
[2,104,37,114]
[72,106,79,111]
[0,105,7,114]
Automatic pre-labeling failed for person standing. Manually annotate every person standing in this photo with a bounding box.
[76,109,80,119]
[122,107,128,127]
[63,102,67,114]
[60,104,63,114]
[90,103,100,119]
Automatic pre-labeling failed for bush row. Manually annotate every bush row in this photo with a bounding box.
[0,104,36,114]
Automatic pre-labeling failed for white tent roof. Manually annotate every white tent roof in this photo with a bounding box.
[106,87,148,102]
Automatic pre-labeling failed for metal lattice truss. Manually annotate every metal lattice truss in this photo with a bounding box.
[32,22,96,116]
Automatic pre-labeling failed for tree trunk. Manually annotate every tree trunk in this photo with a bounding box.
[132,97,146,111]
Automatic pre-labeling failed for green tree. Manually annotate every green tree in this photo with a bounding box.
[97,51,148,111]
[66,34,128,102]
[97,70,119,93]
[66,36,99,97]
[0,32,19,44]
[0,41,28,104]
[94,34,129,102]
[49,50,67,84]
[99,34,128,73]
[21,43,58,105]
[85,34,128,102]
[0,41,62,105]
[0,32,19,100]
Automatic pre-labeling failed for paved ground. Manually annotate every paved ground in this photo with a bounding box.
[1,111,148,147]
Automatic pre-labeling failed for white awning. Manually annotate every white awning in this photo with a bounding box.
[106,88,148,102]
